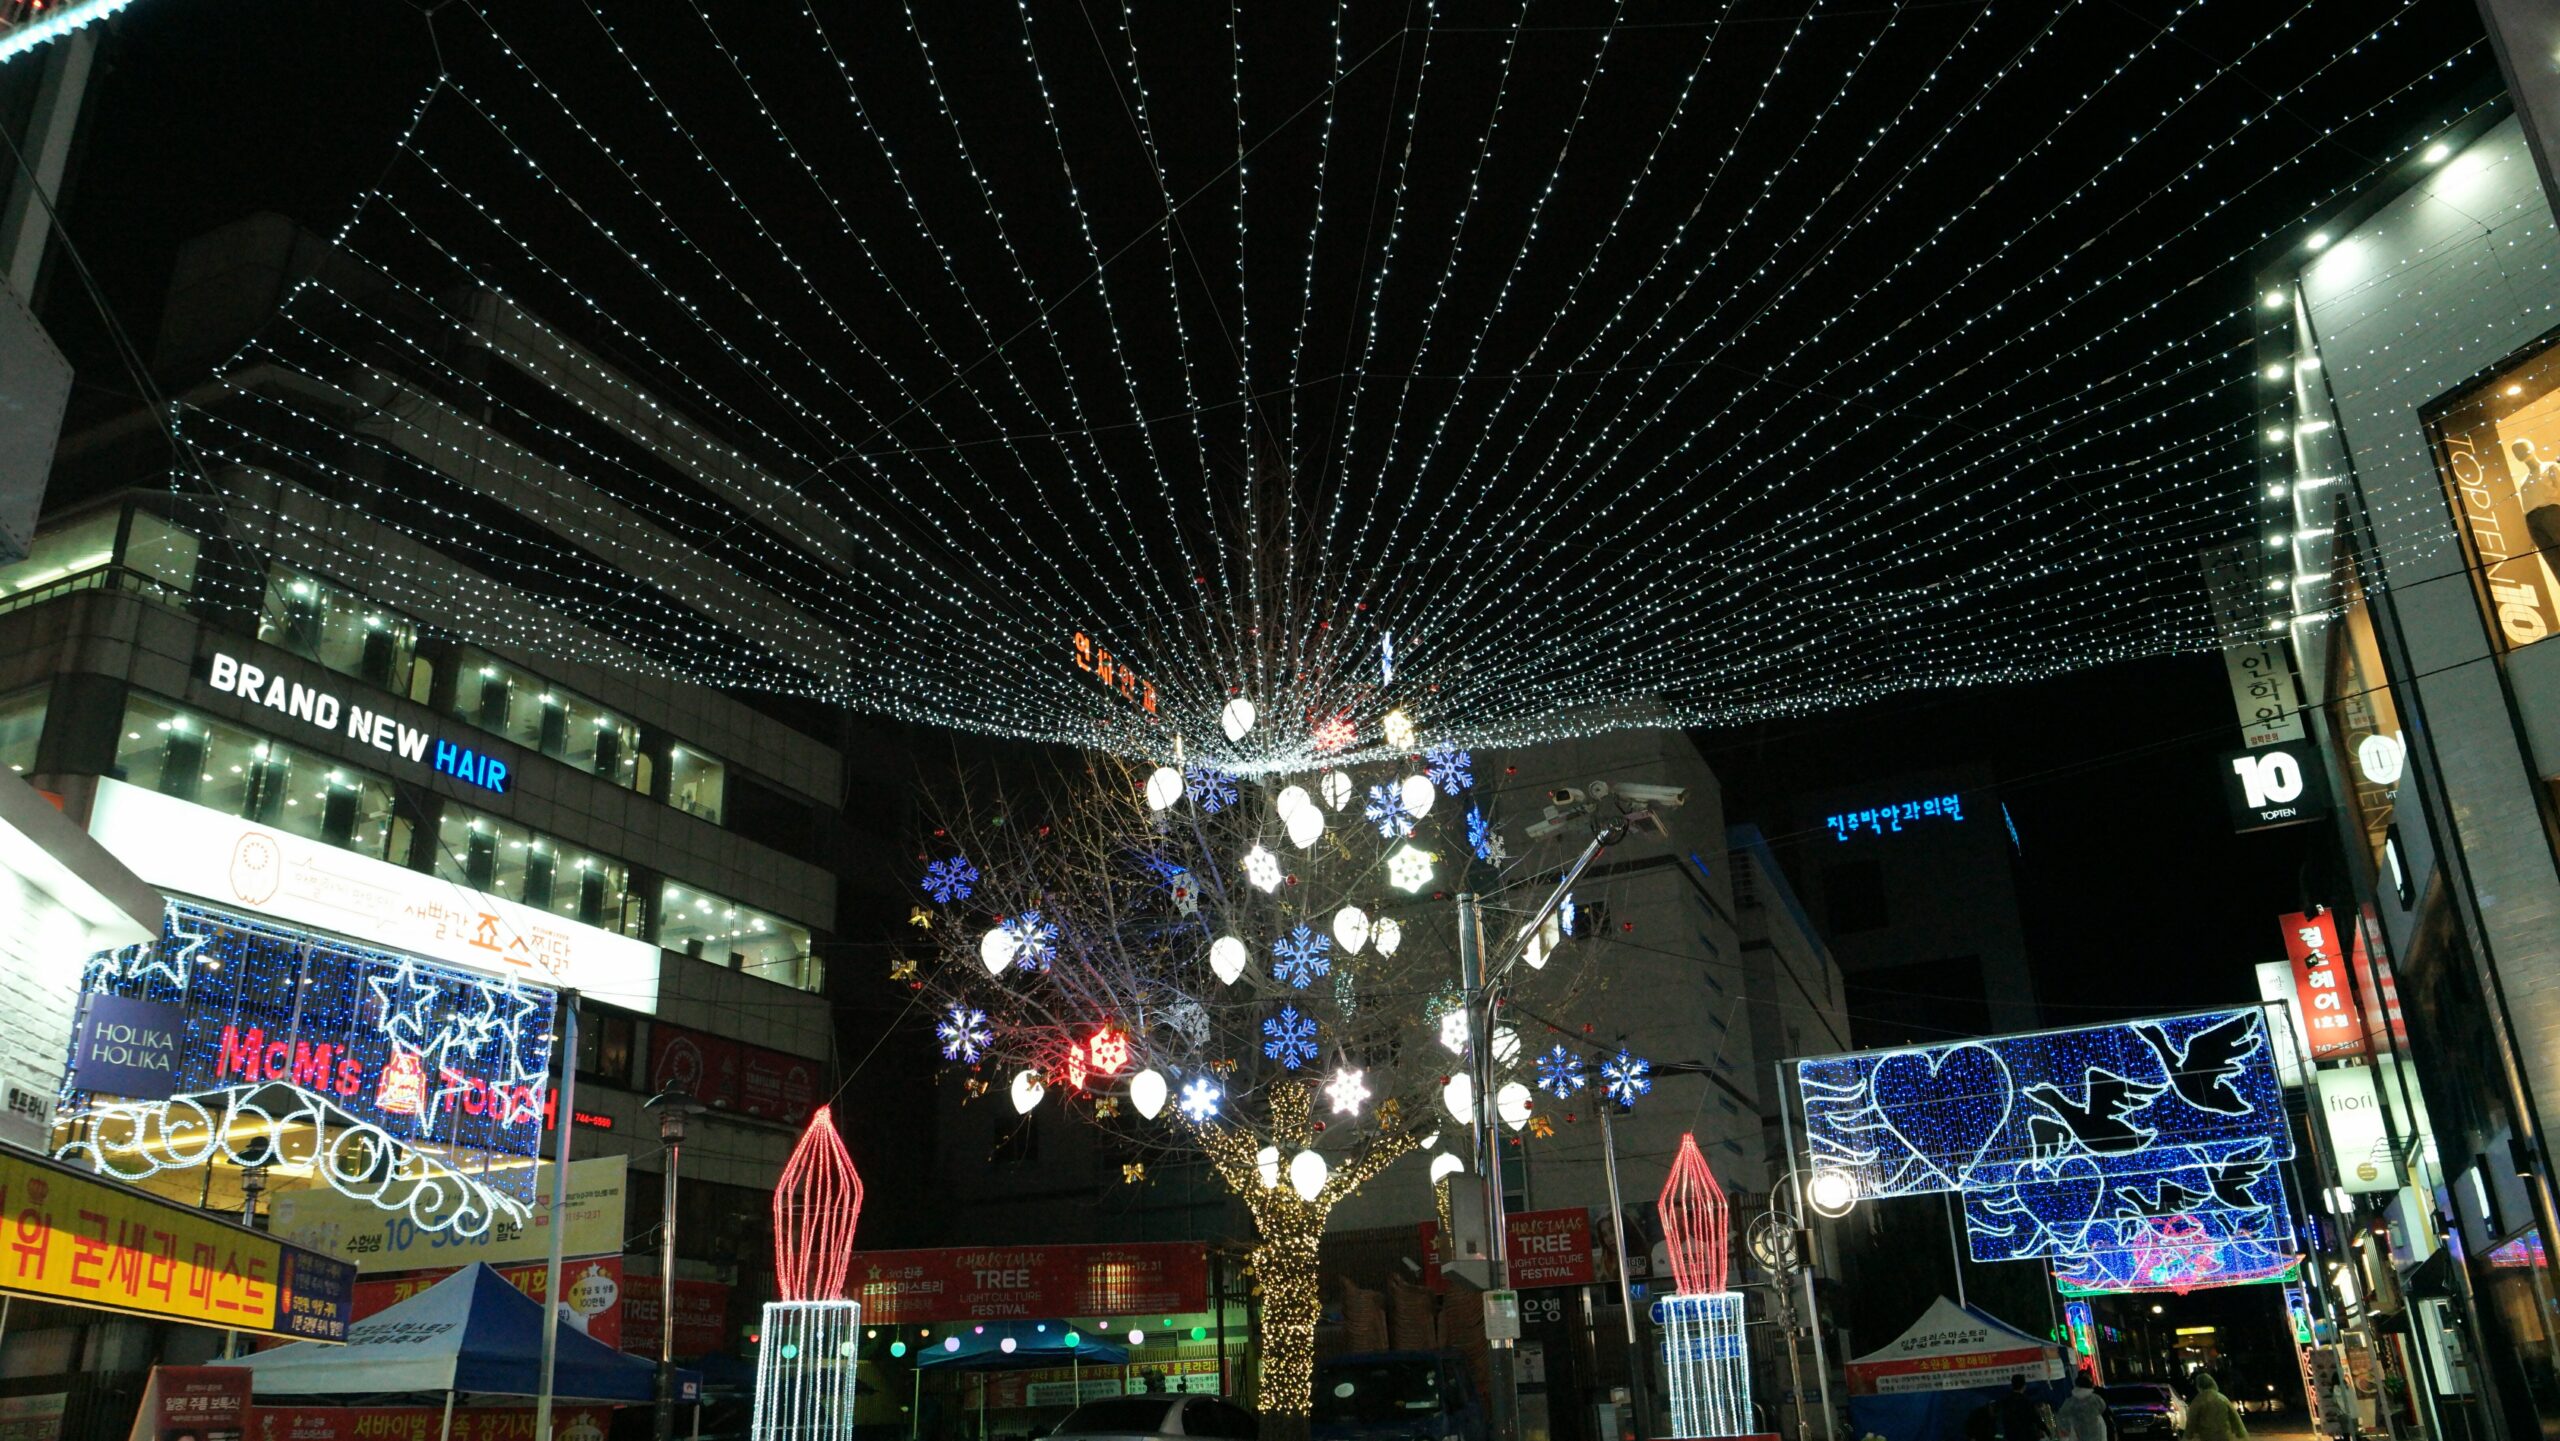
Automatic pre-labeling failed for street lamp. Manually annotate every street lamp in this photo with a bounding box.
[221,1163,269,1360]
[647,1087,709,1441]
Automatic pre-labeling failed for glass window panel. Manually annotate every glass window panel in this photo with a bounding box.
[260,565,419,692]
[666,745,724,824]
[433,803,540,900]
[0,685,44,777]
[655,881,817,992]
[550,689,640,792]
[122,508,201,593]
[0,509,117,598]
[448,648,548,754]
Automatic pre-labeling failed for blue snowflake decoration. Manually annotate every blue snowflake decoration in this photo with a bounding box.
[1271,924,1334,989]
[1365,784,1417,839]
[1264,1007,1319,1071]
[1467,805,1498,862]
[936,1006,993,1063]
[922,856,978,904]
[1426,747,1475,796]
[1186,766,1239,814]
[1602,1049,1653,1107]
[1008,910,1059,970]
[1538,1044,1588,1100]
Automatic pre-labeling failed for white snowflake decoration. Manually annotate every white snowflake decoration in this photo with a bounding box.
[1242,844,1283,892]
[1169,872,1200,917]
[1007,911,1059,969]
[936,1006,993,1063]
[1365,784,1417,839]
[1325,1068,1371,1116]
[1271,925,1333,989]
[1602,1049,1654,1106]
[1179,1076,1223,1123]
[1439,1009,1470,1056]
[1426,747,1475,795]
[1537,1044,1587,1100]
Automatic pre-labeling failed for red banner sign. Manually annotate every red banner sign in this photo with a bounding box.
[248,1406,612,1441]
[620,1271,732,1359]
[647,1025,819,1127]
[854,1243,1207,1324]
[1506,1208,1597,1288]
[2282,911,2368,1060]
[145,1367,252,1441]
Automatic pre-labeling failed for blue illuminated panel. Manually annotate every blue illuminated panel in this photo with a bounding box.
[1825,794,1964,841]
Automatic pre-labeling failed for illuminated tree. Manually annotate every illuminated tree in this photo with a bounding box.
[912,733,1597,1427]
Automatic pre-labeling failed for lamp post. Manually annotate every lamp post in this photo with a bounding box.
[221,1164,268,1360]
[648,1087,709,1441]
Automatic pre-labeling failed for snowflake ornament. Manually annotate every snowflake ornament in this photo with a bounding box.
[1185,766,1240,814]
[1008,911,1059,970]
[1165,1000,1211,1049]
[1168,871,1201,917]
[1365,784,1417,839]
[1325,1068,1371,1116]
[1537,1044,1588,1100]
[1271,925,1334,989]
[1263,1007,1319,1070]
[936,1006,993,1063]
[922,855,978,904]
[1179,1076,1223,1122]
[1242,844,1284,893]
[1426,747,1475,795]
[1467,806,1501,863]
[1602,1049,1653,1106]
[1438,1009,1471,1056]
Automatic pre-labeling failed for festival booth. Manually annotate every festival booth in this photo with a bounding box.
[1843,1297,2070,1441]
[216,1262,695,1436]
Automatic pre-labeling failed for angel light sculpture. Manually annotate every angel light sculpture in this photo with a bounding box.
[750,1107,866,1441]
[1659,1132,1751,1438]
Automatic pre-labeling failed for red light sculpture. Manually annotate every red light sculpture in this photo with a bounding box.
[772,1105,863,1301]
[1659,1131,1730,1295]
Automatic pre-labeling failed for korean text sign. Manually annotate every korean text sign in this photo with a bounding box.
[2281,911,2368,1061]
[0,1151,352,1340]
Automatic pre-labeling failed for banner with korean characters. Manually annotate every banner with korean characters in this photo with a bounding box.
[4,1152,352,1341]
[854,1243,1207,1324]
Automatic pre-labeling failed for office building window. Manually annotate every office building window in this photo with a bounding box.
[260,566,430,700]
[656,880,817,992]
[123,507,202,593]
[449,646,642,793]
[0,686,44,776]
[667,744,725,824]
[0,508,116,599]
[112,694,410,863]
[576,1006,637,1087]
[432,802,633,930]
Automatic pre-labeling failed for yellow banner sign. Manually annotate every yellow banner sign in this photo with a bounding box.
[0,1151,352,1340]
[269,1155,625,1274]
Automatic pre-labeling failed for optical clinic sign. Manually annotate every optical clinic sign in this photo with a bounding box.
[87,778,661,1011]
[204,651,511,793]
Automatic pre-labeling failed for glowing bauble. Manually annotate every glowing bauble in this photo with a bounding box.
[1386,845,1435,893]
[1383,709,1417,749]
[1400,774,1436,819]
[1442,1072,1475,1123]
[979,926,1020,975]
[1333,906,1371,955]
[1144,765,1184,812]
[1010,1070,1045,1114]
[1209,936,1249,985]
[1497,1081,1533,1131]
[1290,1149,1330,1201]
[944,1337,960,1353]
[1258,1145,1282,1189]
[1429,1153,1465,1186]
[1130,1068,1169,1120]
[1243,845,1283,892]
[1321,771,1353,811]
[1285,804,1325,851]
[1000,1337,1018,1354]
[1128,1329,1146,1345]
[1373,917,1403,956]
[1221,697,1257,741]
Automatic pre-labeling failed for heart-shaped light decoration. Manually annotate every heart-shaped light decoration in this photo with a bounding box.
[1442,1072,1475,1123]
[1285,804,1325,851]
[1129,1068,1169,1120]
[1496,1081,1533,1132]
[1010,1070,1045,1114]
[1321,771,1353,811]
[1373,918,1403,956]
[1209,936,1249,985]
[1221,697,1257,742]
[1400,774,1436,819]
[980,926,1021,975]
[1144,765,1185,812]
[1290,1149,1330,1201]
[1428,1153,1465,1186]
[1333,905,1371,955]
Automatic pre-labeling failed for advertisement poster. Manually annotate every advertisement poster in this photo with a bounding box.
[0,1395,65,1441]
[270,1156,625,1275]
[620,1272,733,1359]
[853,1243,1206,1324]
[138,1368,251,1441]
[646,1023,818,1126]
[2429,342,2560,651]
[1503,1208,1597,1288]
[354,1257,625,1347]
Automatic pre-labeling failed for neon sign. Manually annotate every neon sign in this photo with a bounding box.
[1825,793,1963,841]
[1070,633,1159,719]
[206,651,510,794]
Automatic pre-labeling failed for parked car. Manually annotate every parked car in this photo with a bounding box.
[1310,1351,1486,1441]
[2100,1383,2187,1440]
[1050,1396,1260,1441]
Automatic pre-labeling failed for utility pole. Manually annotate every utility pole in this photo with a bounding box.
[535,993,580,1441]
[1458,890,1521,1441]
[1596,1097,1653,1438]
[648,1086,708,1441]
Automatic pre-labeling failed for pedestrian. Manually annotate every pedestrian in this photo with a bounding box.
[2182,1372,2248,1441]
[2056,1372,2110,1441]
[1998,1375,2054,1441]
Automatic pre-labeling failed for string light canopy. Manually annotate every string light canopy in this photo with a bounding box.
[169,3,2483,766]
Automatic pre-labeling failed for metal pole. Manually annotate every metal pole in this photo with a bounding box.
[1773,1230,1810,1441]
[1459,891,1520,1441]
[1597,1097,1653,1438]
[1775,1063,1839,1441]
[536,992,580,1441]
[1943,1193,1968,1310]
[651,1092,705,1441]
[221,1165,265,1360]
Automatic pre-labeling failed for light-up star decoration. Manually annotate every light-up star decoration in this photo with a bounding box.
[753,1108,865,1441]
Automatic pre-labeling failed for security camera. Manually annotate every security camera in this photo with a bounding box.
[1610,782,1690,809]
[1525,811,1578,842]
[1548,786,1586,806]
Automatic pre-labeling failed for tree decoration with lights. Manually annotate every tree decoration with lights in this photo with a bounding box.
[1658,1132,1751,1439]
[751,1107,866,1441]
[910,737,1604,1422]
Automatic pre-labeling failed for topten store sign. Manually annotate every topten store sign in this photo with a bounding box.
[206,651,511,794]
[86,778,661,1012]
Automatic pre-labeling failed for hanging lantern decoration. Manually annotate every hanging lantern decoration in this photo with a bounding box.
[1428,1153,1465,1185]
[751,1109,865,1441]
[1399,774,1436,820]
[1010,1070,1046,1115]
[1657,1132,1750,1440]
[1257,1145,1283,1189]
[1496,1081,1533,1132]
[1373,917,1403,956]
[1145,765,1185,812]
[1129,1069,1169,1120]
[1441,1072,1475,1123]
[1321,771,1353,811]
[1289,1149,1330,1201]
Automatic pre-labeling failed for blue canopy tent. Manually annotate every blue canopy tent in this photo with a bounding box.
[217,1263,701,1439]
[1843,1297,2072,1441]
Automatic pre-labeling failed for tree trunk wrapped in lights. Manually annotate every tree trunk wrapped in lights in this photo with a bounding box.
[910,731,1601,1425]
[751,1107,866,1441]
[1658,1132,1751,1439]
